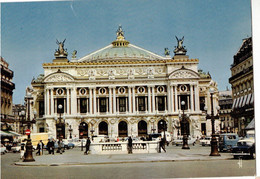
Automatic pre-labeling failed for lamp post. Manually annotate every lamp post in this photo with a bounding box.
[160,118,166,142]
[179,101,190,150]
[90,124,95,141]
[20,111,26,135]
[56,104,63,153]
[69,125,73,139]
[151,122,156,134]
[205,88,221,156]
[23,92,36,162]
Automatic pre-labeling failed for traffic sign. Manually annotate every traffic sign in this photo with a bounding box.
[25,129,31,135]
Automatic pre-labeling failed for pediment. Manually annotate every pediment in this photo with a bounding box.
[169,69,199,79]
[44,71,74,83]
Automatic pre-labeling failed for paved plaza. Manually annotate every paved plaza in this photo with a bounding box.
[14,145,232,166]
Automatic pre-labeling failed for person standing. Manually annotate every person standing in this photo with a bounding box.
[50,139,55,155]
[128,136,133,154]
[20,143,25,159]
[40,140,44,155]
[85,137,91,155]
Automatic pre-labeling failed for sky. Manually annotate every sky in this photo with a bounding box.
[1,0,252,104]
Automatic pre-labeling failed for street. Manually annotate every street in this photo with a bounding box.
[1,145,256,179]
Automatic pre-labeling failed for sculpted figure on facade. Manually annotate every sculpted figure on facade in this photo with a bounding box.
[55,39,68,57]
[174,36,187,55]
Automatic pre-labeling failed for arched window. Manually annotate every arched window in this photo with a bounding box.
[138,120,147,136]
[99,121,108,135]
[118,121,128,137]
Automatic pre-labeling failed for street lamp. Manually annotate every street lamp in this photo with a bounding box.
[205,88,221,156]
[160,118,166,142]
[179,101,190,150]
[69,125,73,139]
[20,110,26,135]
[90,124,95,141]
[23,92,36,162]
[151,122,156,134]
[56,104,63,153]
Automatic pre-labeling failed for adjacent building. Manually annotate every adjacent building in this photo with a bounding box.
[0,57,15,131]
[218,89,233,133]
[229,37,254,136]
[29,27,220,140]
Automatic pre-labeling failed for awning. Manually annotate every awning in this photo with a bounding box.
[235,97,241,109]
[8,131,21,136]
[250,93,254,104]
[0,130,13,137]
[242,94,248,107]
[245,118,255,130]
[232,98,237,109]
[246,93,252,105]
[238,96,244,108]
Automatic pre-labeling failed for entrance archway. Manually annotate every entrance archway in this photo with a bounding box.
[138,120,147,136]
[99,121,108,135]
[79,122,88,139]
[56,123,65,139]
[158,120,167,133]
[118,121,128,137]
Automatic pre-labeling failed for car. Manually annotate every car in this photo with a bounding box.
[231,138,255,159]
[199,137,211,146]
[219,133,239,152]
[63,139,75,149]
[92,135,108,143]
[11,144,21,153]
[1,144,7,155]
[173,136,196,146]
[124,137,139,142]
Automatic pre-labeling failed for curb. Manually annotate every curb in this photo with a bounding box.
[14,157,231,167]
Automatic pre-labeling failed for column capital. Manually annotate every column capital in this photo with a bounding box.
[170,83,178,87]
[147,85,155,88]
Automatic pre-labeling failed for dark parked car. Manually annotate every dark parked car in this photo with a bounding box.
[231,139,255,159]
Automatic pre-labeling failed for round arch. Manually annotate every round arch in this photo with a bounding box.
[158,119,167,133]
[118,121,128,137]
[138,120,147,136]
[79,122,88,139]
[99,121,108,135]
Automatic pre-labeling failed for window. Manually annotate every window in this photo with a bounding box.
[180,95,188,110]
[200,97,205,111]
[57,98,64,113]
[80,98,87,113]
[157,96,165,111]
[99,98,107,112]
[138,97,146,111]
[119,97,126,112]
[39,101,44,117]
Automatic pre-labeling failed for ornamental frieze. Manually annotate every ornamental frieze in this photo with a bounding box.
[45,74,74,82]
[170,70,198,79]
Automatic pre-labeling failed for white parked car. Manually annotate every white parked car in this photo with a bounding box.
[173,136,196,146]
[1,144,7,154]
[199,137,211,146]
[11,144,21,153]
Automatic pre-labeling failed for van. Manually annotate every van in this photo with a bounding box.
[219,133,239,152]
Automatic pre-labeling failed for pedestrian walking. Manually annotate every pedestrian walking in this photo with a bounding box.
[85,137,91,155]
[20,143,25,159]
[159,136,166,153]
[57,139,63,154]
[46,139,51,154]
[36,141,42,155]
[128,136,133,154]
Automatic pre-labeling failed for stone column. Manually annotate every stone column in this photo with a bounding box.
[113,87,116,113]
[194,84,199,111]
[167,85,171,113]
[71,87,77,115]
[45,88,48,116]
[132,87,136,113]
[128,86,132,113]
[50,88,54,115]
[89,88,93,114]
[148,86,151,113]
[109,87,112,114]
[152,86,155,113]
[170,85,174,112]
[190,84,194,112]
[174,85,178,112]
[66,88,70,115]
[93,87,96,115]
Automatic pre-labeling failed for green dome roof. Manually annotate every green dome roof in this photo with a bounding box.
[77,26,165,62]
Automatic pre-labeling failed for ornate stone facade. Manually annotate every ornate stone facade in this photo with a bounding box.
[229,37,254,136]
[29,27,220,140]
